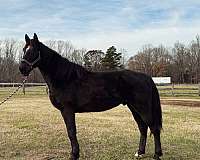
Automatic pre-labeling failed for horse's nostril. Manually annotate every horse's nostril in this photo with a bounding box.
[19,64,23,72]
[19,63,26,74]
[19,63,31,76]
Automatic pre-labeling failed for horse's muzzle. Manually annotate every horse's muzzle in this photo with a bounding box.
[19,62,32,76]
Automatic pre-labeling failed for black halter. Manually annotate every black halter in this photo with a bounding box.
[21,51,41,68]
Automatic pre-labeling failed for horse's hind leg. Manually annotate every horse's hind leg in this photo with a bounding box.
[128,105,148,158]
[151,128,162,160]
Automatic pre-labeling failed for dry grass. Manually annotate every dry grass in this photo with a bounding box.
[0,92,200,159]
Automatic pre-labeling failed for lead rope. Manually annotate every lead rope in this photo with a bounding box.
[0,77,28,106]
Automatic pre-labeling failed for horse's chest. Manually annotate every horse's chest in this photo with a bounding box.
[48,87,75,109]
[48,88,70,111]
[49,93,63,111]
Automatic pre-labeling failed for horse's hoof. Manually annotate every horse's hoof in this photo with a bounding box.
[70,157,79,160]
[70,153,79,160]
[153,154,161,160]
[134,151,145,158]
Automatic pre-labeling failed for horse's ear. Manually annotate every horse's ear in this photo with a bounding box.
[25,34,30,44]
[33,33,39,42]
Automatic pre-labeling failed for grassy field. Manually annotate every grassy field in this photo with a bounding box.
[0,87,200,160]
[1,84,200,99]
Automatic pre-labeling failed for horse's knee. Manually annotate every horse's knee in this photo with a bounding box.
[68,128,76,138]
[139,125,148,134]
[151,129,161,137]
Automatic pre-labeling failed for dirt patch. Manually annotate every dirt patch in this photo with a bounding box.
[161,99,200,107]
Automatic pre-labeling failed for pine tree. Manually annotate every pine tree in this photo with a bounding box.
[101,46,123,70]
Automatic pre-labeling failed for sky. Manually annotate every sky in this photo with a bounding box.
[1,0,200,56]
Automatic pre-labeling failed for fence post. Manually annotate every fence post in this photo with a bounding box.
[171,83,174,96]
[23,83,25,95]
[198,83,200,96]
[46,85,49,95]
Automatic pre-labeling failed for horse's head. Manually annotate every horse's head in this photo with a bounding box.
[19,33,41,76]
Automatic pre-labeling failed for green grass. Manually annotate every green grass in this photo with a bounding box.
[0,87,200,160]
[1,84,200,100]
[0,86,47,100]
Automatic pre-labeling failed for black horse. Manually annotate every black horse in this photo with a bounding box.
[19,34,162,160]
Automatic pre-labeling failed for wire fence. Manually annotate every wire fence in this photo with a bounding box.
[0,83,48,99]
[0,83,200,97]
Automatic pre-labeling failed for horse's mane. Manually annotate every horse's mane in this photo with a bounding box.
[39,42,89,82]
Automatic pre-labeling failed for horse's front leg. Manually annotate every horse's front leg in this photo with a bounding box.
[61,108,79,160]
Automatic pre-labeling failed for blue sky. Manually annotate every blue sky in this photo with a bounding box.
[1,0,200,55]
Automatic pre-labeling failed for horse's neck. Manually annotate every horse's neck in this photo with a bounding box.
[38,44,86,89]
[38,45,67,87]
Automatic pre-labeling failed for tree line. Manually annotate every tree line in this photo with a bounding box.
[0,35,200,83]
[0,39,123,83]
[128,35,200,83]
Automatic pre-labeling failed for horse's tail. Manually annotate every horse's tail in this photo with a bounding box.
[151,82,162,133]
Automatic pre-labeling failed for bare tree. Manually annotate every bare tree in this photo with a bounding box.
[83,50,105,71]
[0,39,18,82]
[0,40,3,82]
[151,45,172,76]
[128,45,153,75]
[172,42,188,83]
[71,49,86,66]
[188,35,200,83]
[45,40,76,60]
[128,45,172,77]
